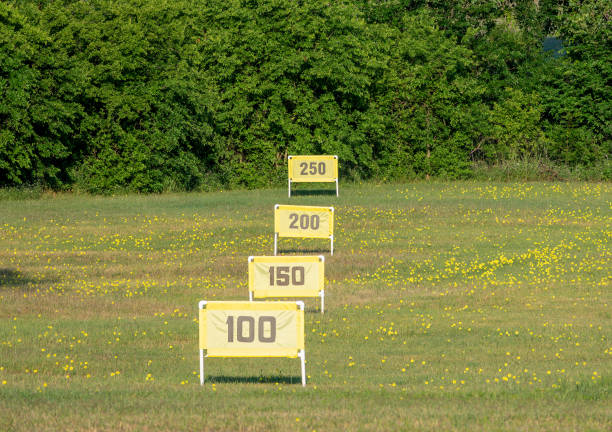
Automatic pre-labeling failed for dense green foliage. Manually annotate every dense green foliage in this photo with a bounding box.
[1,0,610,191]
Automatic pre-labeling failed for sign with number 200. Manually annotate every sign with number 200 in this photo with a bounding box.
[274,204,334,255]
[274,205,333,239]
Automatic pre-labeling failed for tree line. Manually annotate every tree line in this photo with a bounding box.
[1,0,610,192]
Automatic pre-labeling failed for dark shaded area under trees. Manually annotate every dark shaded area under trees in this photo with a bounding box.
[1,0,610,193]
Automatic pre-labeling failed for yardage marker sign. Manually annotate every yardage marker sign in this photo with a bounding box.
[288,155,338,197]
[249,255,325,313]
[274,204,334,255]
[198,300,306,386]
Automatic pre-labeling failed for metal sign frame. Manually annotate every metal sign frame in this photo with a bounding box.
[273,204,334,255]
[198,300,306,386]
[288,155,338,197]
[248,255,325,313]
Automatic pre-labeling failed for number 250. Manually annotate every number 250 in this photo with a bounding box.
[299,162,326,175]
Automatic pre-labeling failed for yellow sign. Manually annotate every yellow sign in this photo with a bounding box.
[248,256,325,311]
[198,301,307,386]
[288,155,338,197]
[275,205,333,239]
[199,301,304,357]
[288,155,338,182]
[274,205,335,255]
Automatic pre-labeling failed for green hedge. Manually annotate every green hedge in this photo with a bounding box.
[1,0,609,192]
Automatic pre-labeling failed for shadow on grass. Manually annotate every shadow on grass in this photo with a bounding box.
[0,268,56,291]
[256,298,321,314]
[290,188,337,197]
[277,248,331,255]
[206,375,303,384]
[304,304,323,314]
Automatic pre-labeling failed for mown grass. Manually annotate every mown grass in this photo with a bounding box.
[0,181,610,431]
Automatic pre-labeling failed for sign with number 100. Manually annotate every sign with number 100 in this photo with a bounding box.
[199,301,304,357]
[225,315,277,343]
[198,300,307,386]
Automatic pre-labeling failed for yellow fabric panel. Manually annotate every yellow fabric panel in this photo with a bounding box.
[275,205,333,238]
[274,204,332,213]
[296,309,304,350]
[253,289,320,298]
[289,155,338,182]
[250,260,322,298]
[250,256,322,264]
[200,306,303,357]
[199,308,207,350]
[205,301,297,311]
[206,348,299,358]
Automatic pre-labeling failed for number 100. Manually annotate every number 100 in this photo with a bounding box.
[226,316,277,343]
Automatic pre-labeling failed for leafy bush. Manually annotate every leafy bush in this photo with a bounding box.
[0,3,79,188]
[0,0,609,192]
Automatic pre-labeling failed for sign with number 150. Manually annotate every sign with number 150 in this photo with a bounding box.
[248,255,325,312]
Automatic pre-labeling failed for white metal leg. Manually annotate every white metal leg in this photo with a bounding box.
[335,179,338,197]
[274,233,278,256]
[288,179,291,197]
[249,291,253,301]
[299,350,306,387]
[320,290,324,314]
[330,235,334,256]
[200,350,205,385]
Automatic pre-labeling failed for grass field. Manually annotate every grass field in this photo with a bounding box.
[0,182,610,431]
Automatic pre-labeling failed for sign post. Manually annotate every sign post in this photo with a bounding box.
[248,255,325,313]
[288,155,338,197]
[274,204,334,255]
[198,300,306,386]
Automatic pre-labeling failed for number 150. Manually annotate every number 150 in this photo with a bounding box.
[268,266,305,286]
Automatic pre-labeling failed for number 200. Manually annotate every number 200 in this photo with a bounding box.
[289,213,320,230]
